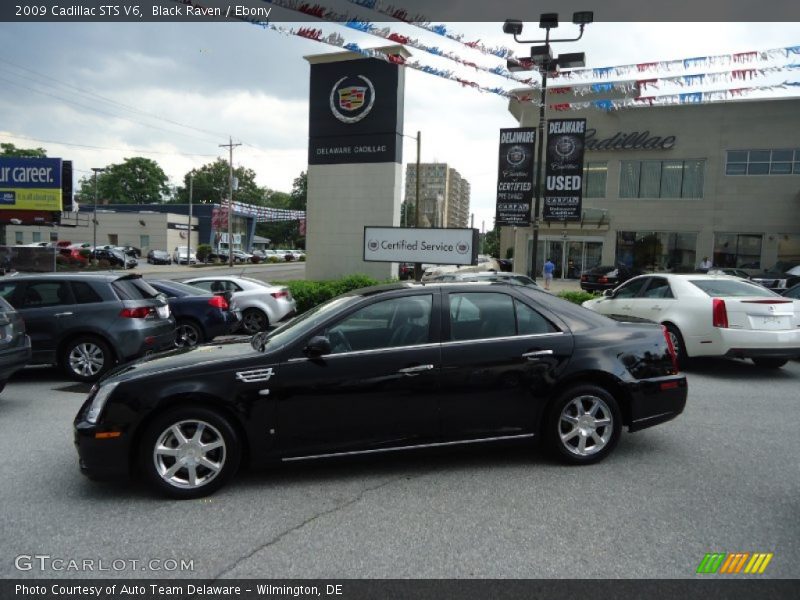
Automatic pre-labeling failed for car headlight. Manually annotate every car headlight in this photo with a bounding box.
[85,381,120,424]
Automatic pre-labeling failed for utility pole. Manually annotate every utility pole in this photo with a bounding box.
[413,130,422,281]
[219,137,241,268]
[91,167,105,261]
[187,172,193,264]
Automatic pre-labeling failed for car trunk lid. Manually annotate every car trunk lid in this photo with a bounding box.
[723,297,797,331]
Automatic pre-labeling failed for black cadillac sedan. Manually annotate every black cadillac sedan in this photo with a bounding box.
[74,282,687,499]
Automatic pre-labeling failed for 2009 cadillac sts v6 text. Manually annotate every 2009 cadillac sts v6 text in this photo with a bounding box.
[74,282,687,499]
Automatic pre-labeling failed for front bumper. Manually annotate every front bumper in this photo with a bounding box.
[626,375,688,433]
[74,420,131,479]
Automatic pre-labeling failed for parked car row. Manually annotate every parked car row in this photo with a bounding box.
[0,272,296,384]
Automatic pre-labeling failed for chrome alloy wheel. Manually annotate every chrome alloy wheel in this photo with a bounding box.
[68,342,105,378]
[668,330,682,359]
[153,420,226,490]
[558,395,614,457]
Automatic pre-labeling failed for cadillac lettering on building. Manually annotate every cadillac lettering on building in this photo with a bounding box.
[496,127,536,227]
[585,129,676,151]
[363,226,478,266]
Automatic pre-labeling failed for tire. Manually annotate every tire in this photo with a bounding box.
[0,381,5,394]
[664,324,688,369]
[61,336,114,382]
[751,357,788,369]
[139,406,241,499]
[175,319,204,348]
[545,384,622,465]
[241,308,269,334]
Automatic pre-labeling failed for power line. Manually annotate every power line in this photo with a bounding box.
[1,132,219,158]
[0,57,231,140]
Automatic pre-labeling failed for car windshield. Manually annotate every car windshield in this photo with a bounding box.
[251,294,361,352]
[690,279,781,297]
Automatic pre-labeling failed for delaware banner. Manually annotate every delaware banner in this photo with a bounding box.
[495,127,536,227]
[543,119,586,221]
[0,158,63,211]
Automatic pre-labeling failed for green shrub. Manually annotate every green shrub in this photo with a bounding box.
[557,290,599,305]
[196,244,212,262]
[299,255,306,262]
[282,274,381,314]
[267,255,280,264]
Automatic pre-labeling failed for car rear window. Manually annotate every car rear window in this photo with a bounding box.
[154,281,211,297]
[112,278,161,300]
[690,279,780,297]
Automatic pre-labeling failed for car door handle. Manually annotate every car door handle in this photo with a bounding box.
[621,305,632,310]
[522,350,554,360]
[651,305,662,310]
[54,312,73,317]
[398,364,434,376]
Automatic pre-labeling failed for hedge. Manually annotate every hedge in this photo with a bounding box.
[557,290,600,305]
[281,274,381,313]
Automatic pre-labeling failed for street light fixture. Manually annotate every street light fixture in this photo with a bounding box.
[503,11,592,280]
[91,167,106,257]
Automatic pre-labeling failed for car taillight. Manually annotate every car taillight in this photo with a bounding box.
[661,325,679,373]
[580,275,587,281]
[208,295,228,309]
[119,307,154,318]
[712,298,728,328]
[598,276,608,284]
[271,290,289,299]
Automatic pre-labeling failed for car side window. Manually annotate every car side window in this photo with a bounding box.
[643,277,673,299]
[71,281,103,304]
[449,292,516,341]
[325,295,432,354]
[20,281,71,308]
[614,278,649,299]
[515,300,559,335]
[0,281,18,305]
[191,281,214,292]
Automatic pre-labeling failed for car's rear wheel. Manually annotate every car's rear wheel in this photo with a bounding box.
[140,406,241,499]
[61,336,113,382]
[175,320,204,348]
[664,324,688,368]
[545,384,622,465]
[751,357,788,369]
[242,308,268,334]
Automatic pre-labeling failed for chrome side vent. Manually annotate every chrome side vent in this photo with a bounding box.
[235,368,275,383]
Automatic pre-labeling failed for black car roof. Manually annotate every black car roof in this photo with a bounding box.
[0,272,142,283]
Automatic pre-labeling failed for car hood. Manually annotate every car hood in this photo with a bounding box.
[101,339,262,383]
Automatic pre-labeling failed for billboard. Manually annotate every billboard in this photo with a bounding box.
[0,158,64,211]
[495,128,536,227]
[308,58,404,165]
[363,227,478,266]
[543,119,587,221]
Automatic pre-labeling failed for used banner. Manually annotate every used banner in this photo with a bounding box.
[543,118,587,221]
[495,127,535,227]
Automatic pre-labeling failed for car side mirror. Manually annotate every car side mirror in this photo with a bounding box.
[304,335,331,357]
[603,289,614,298]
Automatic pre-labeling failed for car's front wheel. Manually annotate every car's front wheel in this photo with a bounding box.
[61,336,114,382]
[751,357,788,369]
[664,323,688,368]
[241,308,269,334]
[140,407,241,499]
[545,384,622,465]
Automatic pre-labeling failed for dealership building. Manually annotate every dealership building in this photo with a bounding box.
[500,97,800,278]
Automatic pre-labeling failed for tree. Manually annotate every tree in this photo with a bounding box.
[289,171,307,210]
[255,189,301,247]
[76,157,170,204]
[482,226,500,258]
[175,159,263,205]
[0,142,47,158]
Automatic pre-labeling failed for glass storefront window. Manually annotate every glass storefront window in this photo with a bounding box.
[615,231,698,272]
[777,234,800,263]
[584,162,607,198]
[619,160,705,198]
[713,233,763,269]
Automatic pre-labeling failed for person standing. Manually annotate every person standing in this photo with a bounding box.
[699,256,713,271]
[543,258,555,291]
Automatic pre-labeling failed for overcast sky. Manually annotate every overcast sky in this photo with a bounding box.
[0,20,798,229]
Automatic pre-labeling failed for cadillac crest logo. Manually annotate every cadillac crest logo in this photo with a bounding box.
[506,145,528,167]
[330,75,376,124]
[551,135,580,161]
[367,239,379,251]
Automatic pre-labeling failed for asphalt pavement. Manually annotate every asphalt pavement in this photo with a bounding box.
[0,358,797,579]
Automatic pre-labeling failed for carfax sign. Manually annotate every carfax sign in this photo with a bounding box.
[363,227,478,266]
[0,158,63,211]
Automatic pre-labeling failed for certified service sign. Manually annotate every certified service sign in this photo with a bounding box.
[363,227,478,266]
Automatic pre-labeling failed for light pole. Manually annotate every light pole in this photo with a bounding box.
[503,12,592,279]
[187,172,193,263]
[91,167,106,256]
[401,131,423,280]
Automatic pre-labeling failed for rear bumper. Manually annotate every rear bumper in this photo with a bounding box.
[725,347,800,359]
[626,375,688,433]
[718,328,800,359]
[0,334,32,381]
[580,281,615,291]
